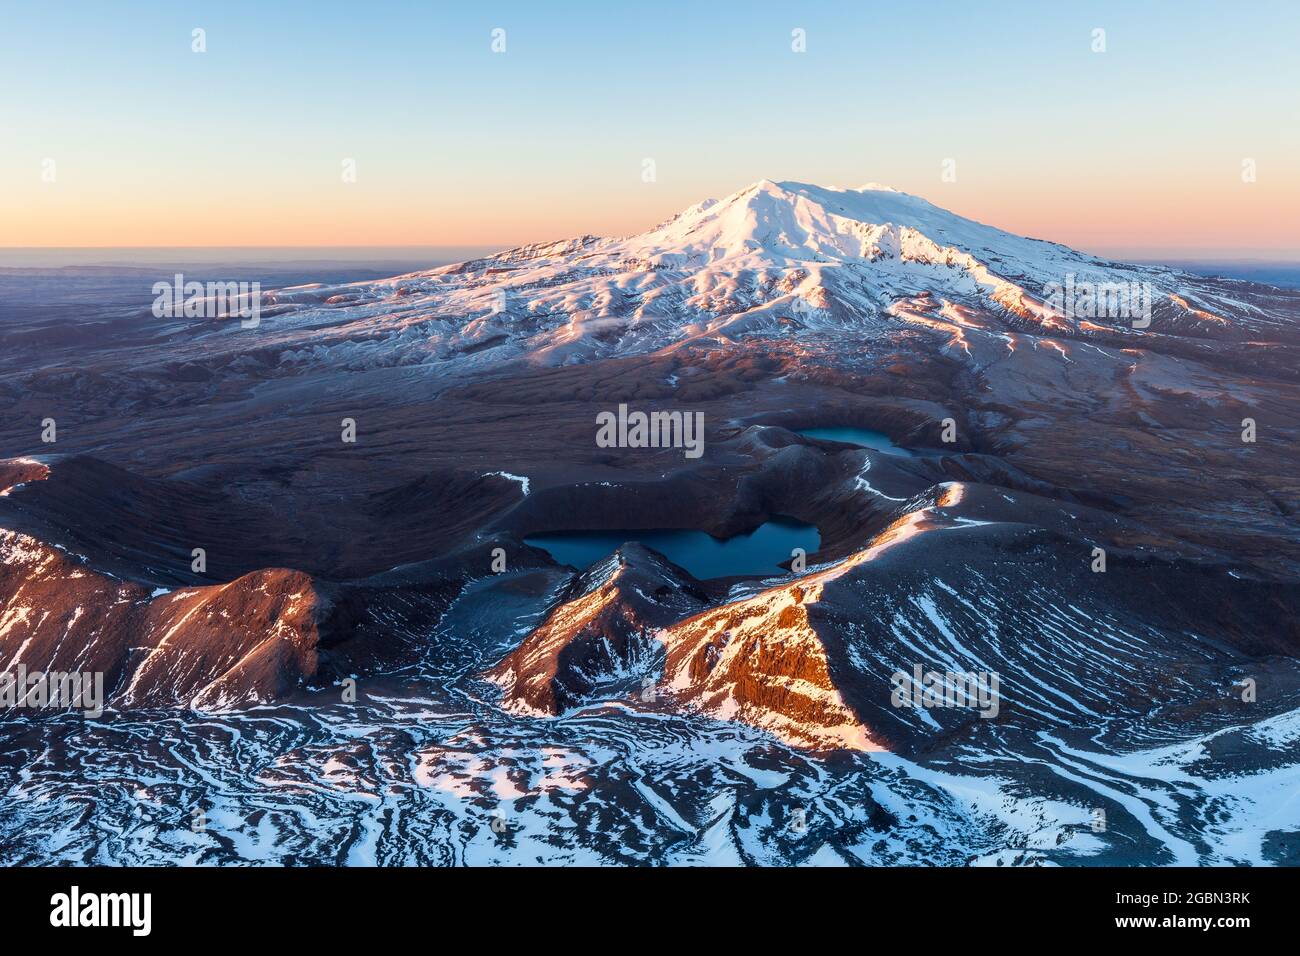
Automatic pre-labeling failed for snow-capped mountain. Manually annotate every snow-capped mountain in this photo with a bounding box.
[223,179,1290,378]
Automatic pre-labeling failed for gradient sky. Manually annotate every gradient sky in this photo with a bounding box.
[3,0,1298,258]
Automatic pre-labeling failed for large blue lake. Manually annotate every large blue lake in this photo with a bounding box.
[797,427,916,456]
[525,518,819,580]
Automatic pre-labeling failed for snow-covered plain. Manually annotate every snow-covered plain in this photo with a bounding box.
[3,672,1295,866]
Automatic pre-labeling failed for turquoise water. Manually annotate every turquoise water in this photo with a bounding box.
[525,518,819,580]
[797,426,916,456]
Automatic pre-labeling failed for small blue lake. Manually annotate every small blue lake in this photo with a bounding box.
[797,427,916,457]
[525,518,819,580]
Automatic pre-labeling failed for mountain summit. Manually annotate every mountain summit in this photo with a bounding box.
[633,178,1068,271]
[246,177,1278,376]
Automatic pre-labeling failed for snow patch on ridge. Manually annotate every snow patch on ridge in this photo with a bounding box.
[487,472,530,496]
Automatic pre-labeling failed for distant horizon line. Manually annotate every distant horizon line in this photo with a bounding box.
[2,245,1298,266]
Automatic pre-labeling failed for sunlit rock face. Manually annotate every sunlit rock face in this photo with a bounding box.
[485,543,709,716]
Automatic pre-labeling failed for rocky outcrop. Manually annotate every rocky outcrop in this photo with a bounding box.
[485,543,708,715]
[0,528,327,709]
[0,520,473,711]
[0,457,48,496]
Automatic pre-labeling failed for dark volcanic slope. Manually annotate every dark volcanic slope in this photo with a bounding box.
[0,454,526,582]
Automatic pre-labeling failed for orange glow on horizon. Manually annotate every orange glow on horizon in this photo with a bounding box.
[6,171,1298,260]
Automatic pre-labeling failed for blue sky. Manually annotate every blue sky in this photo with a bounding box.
[3,0,1297,256]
